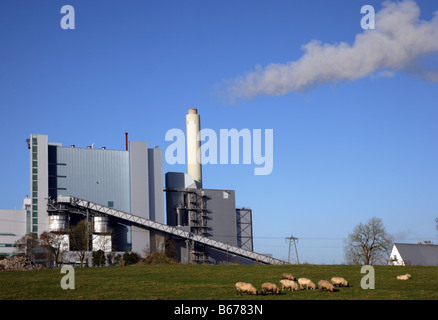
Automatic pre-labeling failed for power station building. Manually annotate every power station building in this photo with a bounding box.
[0,109,285,265]
[27,134,163,254]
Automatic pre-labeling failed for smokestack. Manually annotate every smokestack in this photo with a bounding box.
[186,108,202,188]
[125,132,128,151]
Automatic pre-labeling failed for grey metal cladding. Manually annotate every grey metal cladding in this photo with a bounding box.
[129,141,149,219]
[49,146,131,213]
[202,189,238,246]
[148,148,164,223]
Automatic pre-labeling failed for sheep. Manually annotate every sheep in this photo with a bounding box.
[280,279,299,292]
[298,278,316,290]
[261,282,280,295]
[235,282,258,295]
[281,273,296,281]
[331,276,349,287]
[318,280,334,292]
[396,274,411,280]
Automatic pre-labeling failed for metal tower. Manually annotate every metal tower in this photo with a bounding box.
[285,235,299,264]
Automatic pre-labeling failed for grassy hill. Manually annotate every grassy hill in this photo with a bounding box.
[0,264,437,300]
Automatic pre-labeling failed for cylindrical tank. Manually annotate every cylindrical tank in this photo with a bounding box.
[48,215,68,232]
[186,108,202,188]
[93,216,110,234]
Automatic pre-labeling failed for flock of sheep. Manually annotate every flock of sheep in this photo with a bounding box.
[235,273,349,296]
[235,272,413,296]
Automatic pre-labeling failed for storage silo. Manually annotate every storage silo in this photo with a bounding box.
[93,216,110,234]
[48,214,68,232]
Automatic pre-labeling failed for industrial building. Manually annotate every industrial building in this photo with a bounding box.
[0,109,285,265]
[27,134,163,254]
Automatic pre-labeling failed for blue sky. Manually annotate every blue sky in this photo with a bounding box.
[1,0,437,264]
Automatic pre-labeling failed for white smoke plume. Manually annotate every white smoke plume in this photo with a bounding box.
[226,0,438,100]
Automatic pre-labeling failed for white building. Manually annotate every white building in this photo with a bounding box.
[388,243,438,266]
[0,198,31,257]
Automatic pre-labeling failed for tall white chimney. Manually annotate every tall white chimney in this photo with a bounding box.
[186,108,202,188]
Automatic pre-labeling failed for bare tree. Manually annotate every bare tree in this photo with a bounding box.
[39,231,69,267]
[68,219,92,267]
[344,217,393,265]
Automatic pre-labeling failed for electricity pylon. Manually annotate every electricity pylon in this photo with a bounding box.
[285,235,299,264]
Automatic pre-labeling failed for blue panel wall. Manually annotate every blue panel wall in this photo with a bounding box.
[48,146,131,213]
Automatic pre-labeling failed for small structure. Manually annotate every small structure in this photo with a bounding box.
[388,242,438,266]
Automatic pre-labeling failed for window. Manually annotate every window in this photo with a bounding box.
[0,244,16,247]
[31,135,38,233]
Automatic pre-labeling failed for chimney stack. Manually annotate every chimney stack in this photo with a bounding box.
[186,108,202,188]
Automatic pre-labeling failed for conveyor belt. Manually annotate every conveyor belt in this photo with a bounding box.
[55,196,287,265]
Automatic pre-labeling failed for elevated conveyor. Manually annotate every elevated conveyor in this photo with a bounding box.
[54,196,287,265]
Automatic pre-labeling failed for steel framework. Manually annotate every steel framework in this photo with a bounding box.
[236,208,253,251]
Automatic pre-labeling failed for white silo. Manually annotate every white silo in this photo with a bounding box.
[93,216,110,234]
[48,214,68,232]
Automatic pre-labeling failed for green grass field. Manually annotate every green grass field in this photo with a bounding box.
[0,264,437,300]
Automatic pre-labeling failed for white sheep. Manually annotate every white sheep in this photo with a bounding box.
[281,273,296,281]
[280,279,299,291]
[318,280,334,292]
[331,276,349,287]
[396,274,411,280]
[235,282,258,295]
[261,282,280,295]
[298,278,316,290]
